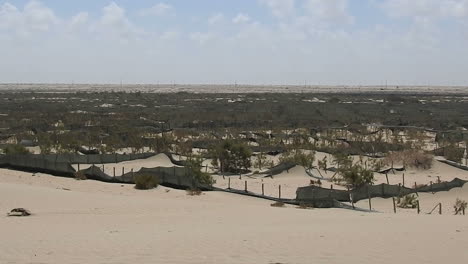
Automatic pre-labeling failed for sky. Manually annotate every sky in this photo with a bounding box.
[1,0,468,85]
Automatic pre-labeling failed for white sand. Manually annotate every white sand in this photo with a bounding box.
[1,168,468,264]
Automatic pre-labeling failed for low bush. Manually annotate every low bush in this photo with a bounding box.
[134,174,159,190]
[385,150,433,170]
[270,201,285,207]
[186,188,202,196]
[297,202,313,209]
[74,171,87,181]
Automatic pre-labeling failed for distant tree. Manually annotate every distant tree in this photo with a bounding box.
[444,145,464,164]
[186,155,214,185]
[210,140,252,173]
[37,132,53,154]
[254,151,267,171]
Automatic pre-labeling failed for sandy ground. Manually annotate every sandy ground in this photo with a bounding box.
[1,168,468,264]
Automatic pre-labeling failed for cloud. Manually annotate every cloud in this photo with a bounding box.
[232,13,251,24]
[139,3,173,17]
[381,0,468,19]
[160,30,180,40]
[208,13,224,25]
[190,32,213,45]
[96,2,143,40]
[259,0,295,18]
[304,0,354,25]
[68,12,88,29]
[0,0,59,36]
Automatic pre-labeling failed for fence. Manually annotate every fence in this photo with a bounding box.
[296,178,468,203]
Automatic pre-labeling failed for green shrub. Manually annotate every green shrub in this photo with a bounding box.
[186,155,214,185]
[134,174,159,190]
[339,164,374,187]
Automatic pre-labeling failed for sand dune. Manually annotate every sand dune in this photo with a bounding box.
[71,153,178,176]
[1,169,468,264]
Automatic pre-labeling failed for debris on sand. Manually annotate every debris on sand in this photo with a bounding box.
[7,208,31,217]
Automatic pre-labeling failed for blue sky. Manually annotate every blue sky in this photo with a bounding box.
[1,0,468,85]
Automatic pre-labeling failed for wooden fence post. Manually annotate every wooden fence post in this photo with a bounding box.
[348,186,355,210]
[386,173,389,184]
[131,169,134,179]
[228,177,231,190]
[368,186,372,211]
[392,197,396,214]
[262,184,265,196]
[244,181,248,193]
[402,173,405,187]
[77,163,80,171]
[439,203,442,215]
[417,200,420,214]
[122,167,125,176]
[113,167,116,177]
[279,185,282,200]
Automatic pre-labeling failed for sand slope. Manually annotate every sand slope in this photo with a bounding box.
[1,169,468,264]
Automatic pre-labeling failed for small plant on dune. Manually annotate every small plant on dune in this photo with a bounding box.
[454,198,467,215]
[397,194,418,209]
[318,156,328,171]
[297,202,313,209]
[271,201,285,208]
[186,188,202,196]
[74,171,87,181]
[4,144,31,155]
[309,179,322,187]
[134,174,159,190]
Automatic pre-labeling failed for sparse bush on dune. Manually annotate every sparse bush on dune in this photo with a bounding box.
[74,171,87,181]
[297,202,314,209]
[454,198,467,215]
[443,145,464,164]
[186,188,202,196]
[270,201,285,207]
[134,174,159,190]
[385,150,433,170]
[397,194,418,209]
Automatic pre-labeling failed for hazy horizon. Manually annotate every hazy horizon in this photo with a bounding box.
[1,0,468,86]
